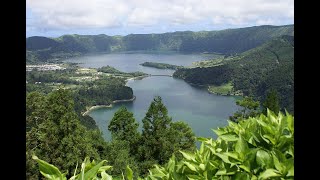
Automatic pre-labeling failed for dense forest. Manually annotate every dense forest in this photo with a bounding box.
[26,65,142,129]
[29,91,294,179]
[173,35,294,113]
[26,25,293,63]
[26,24,294,179]
[27,90,196,179]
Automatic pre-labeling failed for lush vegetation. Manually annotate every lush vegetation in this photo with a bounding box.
[174,35,294,113]
[145,110,294,179]
[140,62,183,70]
[207,82,236,96]
[27,90,196,179]
[26,90,109,179]
[26,25,293,63]
[26,64,138,129]
[33,110,294,179]
[229,96,261,122]
[27,24,294,180]
[174,64,233,86]
[97,65,147,77]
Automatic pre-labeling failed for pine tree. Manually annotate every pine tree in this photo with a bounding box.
[229,96,261,122]
[26,89,105,179]
[263,89,280,114]
[140,96,195,173]
[141,96,172,164]
[108,106,140,154]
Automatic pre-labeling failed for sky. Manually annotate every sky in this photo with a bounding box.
[26,0,294,38]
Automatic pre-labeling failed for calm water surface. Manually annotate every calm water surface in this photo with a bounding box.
[65,52,218,75]
[64,52,240,141]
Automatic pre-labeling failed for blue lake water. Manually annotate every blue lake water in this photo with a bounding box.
[65,52,240,141]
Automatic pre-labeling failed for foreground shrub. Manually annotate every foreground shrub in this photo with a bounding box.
[34,110,294,179]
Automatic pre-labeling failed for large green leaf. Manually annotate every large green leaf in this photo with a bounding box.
[101,171,113,180]
[224,152,241,161]
[219,133,239,142]
[234,172,250,179]
[187,174,203,180]
[272,154,284,173]
[286,111,294,133]
[258,169,281,179]
[78,160,108,180]
[256,150,272,168]
[213,128,227,136]
[126,165,133,180]
[183,161,198,172]
[235,135,249,160]
[262,134,276,145]
[32,155,67,180]
[286,165,294,177]
[180,151,196,162]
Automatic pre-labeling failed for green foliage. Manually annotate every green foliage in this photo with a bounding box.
[105,140,141,177]
[147,110,294,179]
[34,111,294,179]
[98,66,146,77]
[98,66,123,74]
[173,64,232,86]
[33,155,113,180]
[174,35,294,112]
[27,89,196,178]
[26,89,108,179]
[108,106,140,155]
[26,25,293,63]
[75,77,133,108]
[208,82,234,95]
[229,96,261,122]
[139,96,196,174]
[167,121,196,159]
[263,89,281,115]
[26,69,78,84]
[140,62,183,70]
[32,155,67,180]
[26,65,136,129]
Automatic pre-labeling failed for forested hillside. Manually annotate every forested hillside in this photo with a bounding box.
[26,65,145,129]
[32,109,294,179]
[174,35,294,112]
[27,90,196,179]
[26,25,293,63]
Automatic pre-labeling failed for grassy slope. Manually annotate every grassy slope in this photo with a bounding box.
[174,35,294,112]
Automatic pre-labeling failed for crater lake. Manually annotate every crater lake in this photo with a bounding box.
[64,52,240,141]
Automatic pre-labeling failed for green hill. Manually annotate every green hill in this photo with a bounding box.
[26,25,293,63]
[173,35,294,112]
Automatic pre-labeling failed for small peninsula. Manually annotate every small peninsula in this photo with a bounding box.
[140,62,183,70]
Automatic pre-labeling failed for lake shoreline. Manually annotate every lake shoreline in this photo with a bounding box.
[125,75,150,82]
[82,95,136,116]
[184,82,243,96]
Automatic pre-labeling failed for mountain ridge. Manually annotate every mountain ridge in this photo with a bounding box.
[26,24,293,63]
[173,35,294,112]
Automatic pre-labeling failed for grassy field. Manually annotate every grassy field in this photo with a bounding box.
[208,82,233,95]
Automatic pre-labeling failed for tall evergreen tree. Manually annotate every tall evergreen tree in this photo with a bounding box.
[167,121,196,159]
[108,106,140,154]
[26,89,106,179]
[263,89,280,115]
[140,96,172,163]
[229,96,261,122]
[139,96,195,174]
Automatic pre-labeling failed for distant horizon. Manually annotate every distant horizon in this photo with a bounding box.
[26,24,294,38]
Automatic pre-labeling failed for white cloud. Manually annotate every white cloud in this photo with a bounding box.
[27,0,294,31]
